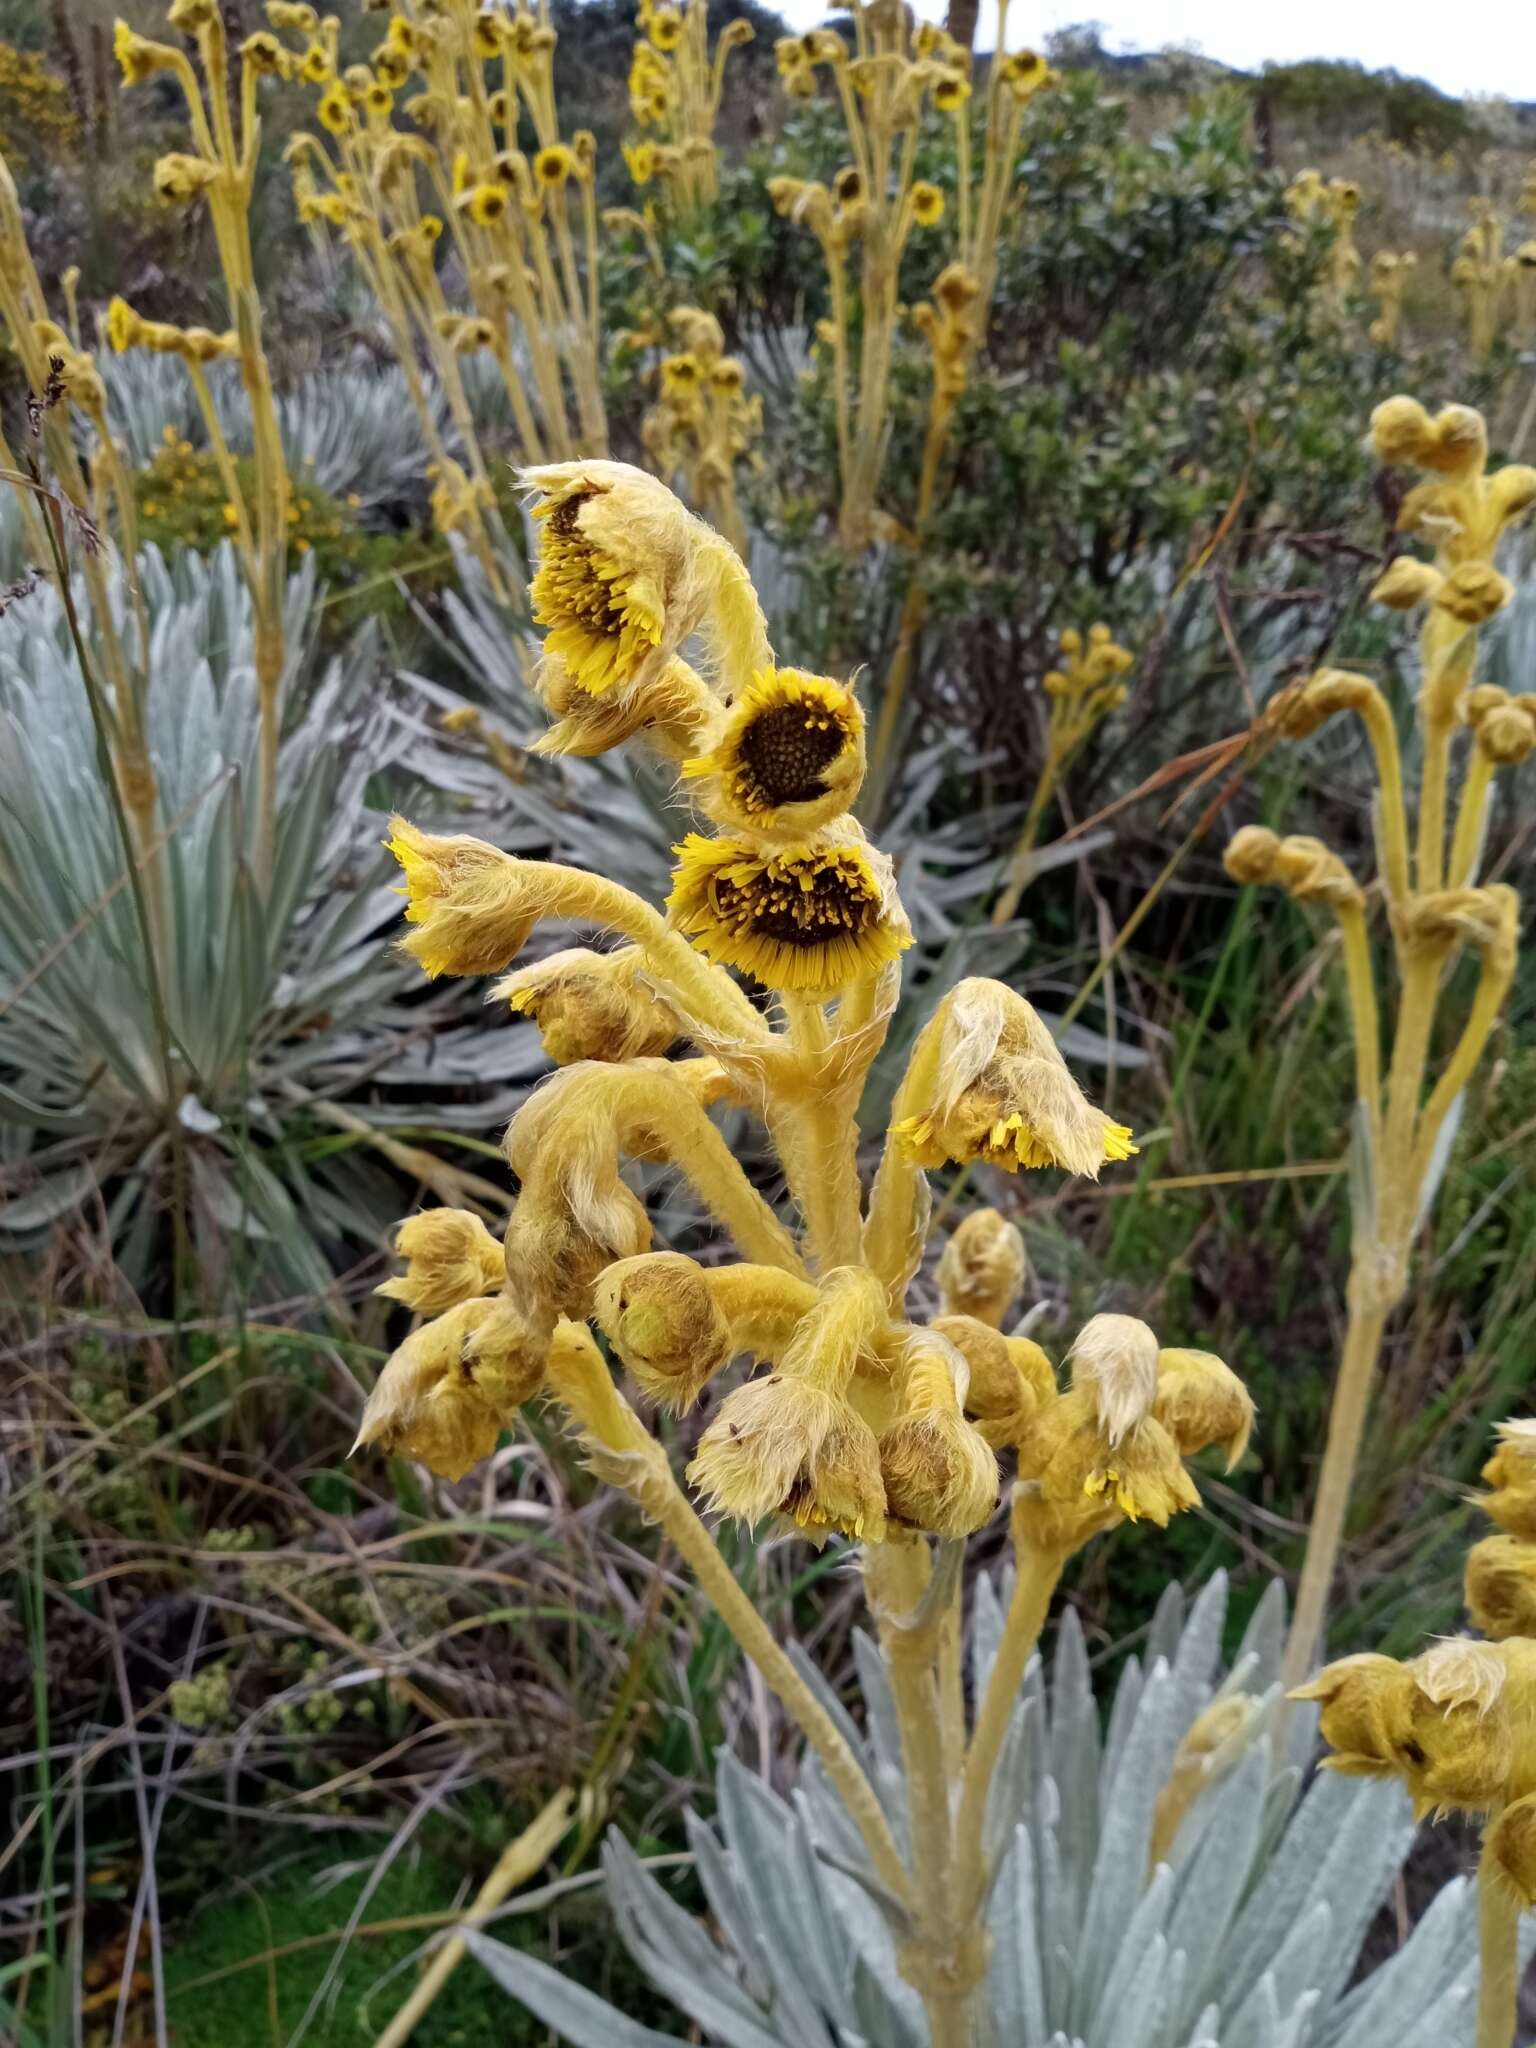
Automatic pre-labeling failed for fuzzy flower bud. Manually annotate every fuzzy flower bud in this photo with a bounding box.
[1223,825,1279,886]
[532,652,716,760]
[1465,1534,1536,1641]
[496,946,679,1064]
[353,1294,549,1479]
[1013,1383,1198,1551]
[153,153,221,205]
[877,1334,999,1537]
[935,1206,1027,1327]
[503,1172,651,1320]
[689,1374,887,1540]
[1370,557,1444,609]
[1486,1793,1536,1906]
[1153,1348,1254,1471]
[1274,668,1384,737]
[889,979,1136,1179]
[1370,395,1433,466]
[932,1314,1053,1450]
[1434,561,1514,624]
[377,1207,506,1314]
[1478,1420,1536,1539]
[592,1251,733,1410]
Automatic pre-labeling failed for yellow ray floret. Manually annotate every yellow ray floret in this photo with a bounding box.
[667,830,909,993]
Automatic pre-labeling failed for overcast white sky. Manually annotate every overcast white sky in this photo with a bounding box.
[773,0,1536,101]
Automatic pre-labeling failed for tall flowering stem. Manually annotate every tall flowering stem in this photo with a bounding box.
[624,0,753,216]
[113,0,293,885]
[1225,398,1535,1694]
[357,459,1254,2046]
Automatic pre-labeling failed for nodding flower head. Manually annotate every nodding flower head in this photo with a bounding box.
[153,153,221,205]
[877,1333,999,1537]
[1153,1347,1255,1472]
[496,946,679,1065]
[376,1207,507,1314]
[353,1294,550,1480]
[114,19,179,84]
[503,1170,652,1320]
[890,978,1136,1179]
[1296,1638,1534,1821]
[935,1205,1027,1327]
[531,651,715,761]
[681,668,865,834]
[689,1372,887,1542]
[386,817,537,978]
[524,459,762,700]
[667,827,910,995]
[593,1251,734,1411]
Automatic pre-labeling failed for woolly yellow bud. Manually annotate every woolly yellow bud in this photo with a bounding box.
[689,1375,887,1540]
[1479,1420,1536,1538]
[667,827,910,995]
[1291,1653,1416,1775]
[531,652,716,760]
[353,1294,549,1479]
[387,818,537,978]
[592,1252,734,1410]
[1273,668,1384,736]
[931,1314,1051,1450]
[681,668,866,835]
[878,1335,999,1537]
[1153,1348,1254,1471]
[1370,557,1444,609]
[1489,465,1536,527]
[1370,395,1433,466]
[1148,1691,1262,1868]
[1486,1793,1536,1906]
[1466,1534,1536,1641]
[889,979,1136,1179]
[496,946,679,1064]
[1068,1313,1158,1447]
[1434,562,1514,624]
[1418,403,1488,477]
[114,19,180,84]
[935,1206,1027,1327]
[377,1207,506,1313]
[1473,698,1536,766]
[523,459,768,700]
[1223,825,1279,886]
[1270,835,1364,910]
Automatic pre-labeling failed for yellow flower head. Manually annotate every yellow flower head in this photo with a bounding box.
[625,139,658,184]
[933,70,970,110]
[461,180,508,224]
[377,1207,508,1314]
[373,42,409,85]
[317,81,353,132]
[690,1373,887,1541]
[593,1251,734,1411]
[386,816,537,978]
[935,1205,1027,1327]
[1152,1347,1254,1472]
[298,41,331,82]
[535,143,577,188]
[711,357,746,396]
[1466,1533,1536,1641]
[1000,47,1049,100]
[681,668,866,834]
[910,181,944,227]
[1487,1794,1536,1907]
[495,944,679,1065]
[878,1333,999,1537]
[1370,557,1444,610]
[890,978,1137,1178]
[152,152,220,205]
[114,19,178,84]
[473,8,502,56]
[1434,561,1513,624]
[647,4,683,50]
[354,1294,549,1480]
[524,459,741,700]
[659,350,703,399]
[667,829,910,995]
[365,80,393,115]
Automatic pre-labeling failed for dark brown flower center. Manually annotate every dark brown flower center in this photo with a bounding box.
[736,702,847,806]
[713,854,877,948]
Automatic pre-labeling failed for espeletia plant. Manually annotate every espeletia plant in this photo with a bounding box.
[352,458,1488,2047]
